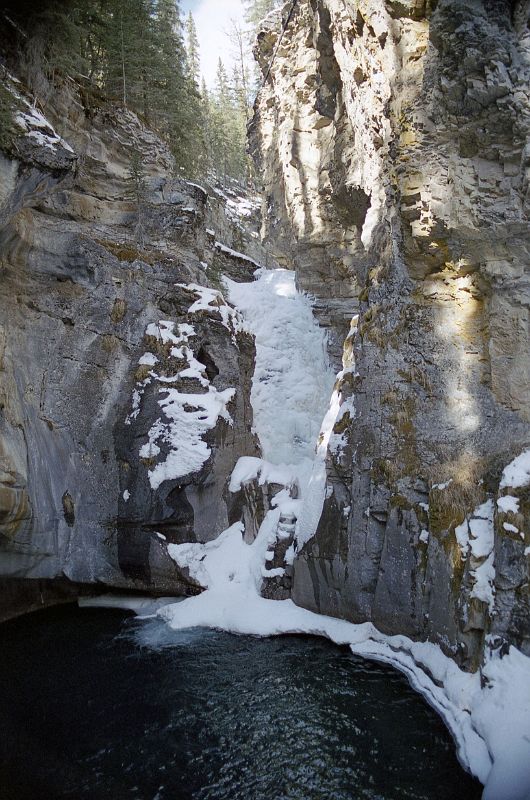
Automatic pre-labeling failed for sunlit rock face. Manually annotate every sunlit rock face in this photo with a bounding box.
[252,0,530,664]
[0,74,261,602]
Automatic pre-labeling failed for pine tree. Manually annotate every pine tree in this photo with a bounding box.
[228,20,252,121]
[207,58,251,183]
[151,0,190,168]
[210,59,230,177]
[182,9,206,177]
[201,77,214,174]
[185,12,200,86]
[18,0,90,105]
[103,0,154,115]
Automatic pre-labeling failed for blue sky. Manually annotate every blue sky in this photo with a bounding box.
[179,0,246,87]
[180,0,200,12]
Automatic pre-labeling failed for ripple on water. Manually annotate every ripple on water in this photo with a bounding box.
[0,606,483,800]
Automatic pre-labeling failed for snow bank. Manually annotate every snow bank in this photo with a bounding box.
[478,644,530,800]
[154,510,530,799]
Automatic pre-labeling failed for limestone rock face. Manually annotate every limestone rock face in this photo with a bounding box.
[252,0,530,663]
[0,77,261,598]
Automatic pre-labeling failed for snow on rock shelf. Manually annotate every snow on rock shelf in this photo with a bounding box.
[15,105,74,154]
[144,384,235,490]
[214,242,262,270]
[3,72,76,168]
[127,308,236,490]
[229,456,300,496]
[176,282,243,339]
[212,184,261,228]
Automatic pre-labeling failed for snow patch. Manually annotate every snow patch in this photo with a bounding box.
[469,500,494,559]
[497,495,520,514]
[14,100,74,154]
[128,317,235,488]
[455,519,470,557]
[145,385,235,489]
[215,241,263,269]
[145,320,195,346]
[433,479,453,491]
[212,185,260,226]
[464,500,496,611]
[176,282,242,338]
[500,449,530,490]
[139,352,159,366]
[503,522,519,534]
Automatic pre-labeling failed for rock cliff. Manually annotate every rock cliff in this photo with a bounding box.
[252,0,530,666]
[1,0,529,683]
[0,71,264,607]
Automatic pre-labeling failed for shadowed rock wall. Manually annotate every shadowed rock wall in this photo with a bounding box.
[0,74,262,601]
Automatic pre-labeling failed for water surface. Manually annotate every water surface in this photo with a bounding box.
[0,605,483,799]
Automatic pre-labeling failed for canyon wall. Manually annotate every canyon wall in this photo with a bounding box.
[252,0,530,666]
[0,72,263,604]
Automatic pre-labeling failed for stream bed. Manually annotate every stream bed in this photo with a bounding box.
[0,605,483,800]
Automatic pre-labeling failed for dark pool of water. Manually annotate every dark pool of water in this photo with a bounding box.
[0,605,483,800]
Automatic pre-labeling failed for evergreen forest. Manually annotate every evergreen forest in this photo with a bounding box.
[0,0,282,182]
